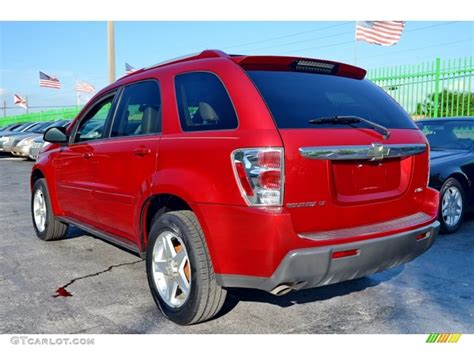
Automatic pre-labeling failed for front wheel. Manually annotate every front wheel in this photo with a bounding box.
[439,178,465,234]
[146,210,226,325]
[31,178,68,241]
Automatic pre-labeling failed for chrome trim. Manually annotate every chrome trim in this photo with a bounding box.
[299,143,426,161]
[298,212,432,241]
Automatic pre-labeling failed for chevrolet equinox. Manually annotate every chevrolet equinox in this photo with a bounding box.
[31,50,440,325]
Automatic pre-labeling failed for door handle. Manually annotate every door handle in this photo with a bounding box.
[133,147,151,156]
[83,152,93,159]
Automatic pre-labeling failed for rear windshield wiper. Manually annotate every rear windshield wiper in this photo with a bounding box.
[308,115,391,140]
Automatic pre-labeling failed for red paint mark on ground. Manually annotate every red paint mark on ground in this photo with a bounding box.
[52,287,73,298]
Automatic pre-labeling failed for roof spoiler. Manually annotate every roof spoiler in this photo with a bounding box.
[231,55,366,80]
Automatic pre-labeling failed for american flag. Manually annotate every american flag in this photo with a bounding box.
[125,63,136,75]
[39,71,61,89]
[74,81,95,94]
[355,21,406,46]
[14,94,28,109]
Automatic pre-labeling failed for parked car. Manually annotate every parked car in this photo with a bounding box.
[28,136,46,161]
[3,121,53,154]
[416,117,474,233]
[0,123,23,132]
[0,122,39,151]
[31,50,440,325]
[28,120,72,160]
[12,120,70,159]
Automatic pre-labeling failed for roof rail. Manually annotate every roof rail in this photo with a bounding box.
[121,50,229,79]
[146,49,229,70]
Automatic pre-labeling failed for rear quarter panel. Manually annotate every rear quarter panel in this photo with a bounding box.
[151,58,283,206]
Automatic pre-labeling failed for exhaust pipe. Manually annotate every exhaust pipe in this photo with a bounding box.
[270,284,294,296]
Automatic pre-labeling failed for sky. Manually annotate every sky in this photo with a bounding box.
[0,21,473,114]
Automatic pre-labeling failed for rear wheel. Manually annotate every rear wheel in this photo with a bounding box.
[31,178,68,241]
[146,210,226,325]
[439,178,465,234]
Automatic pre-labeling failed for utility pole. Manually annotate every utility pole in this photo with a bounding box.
[107,21,116,84]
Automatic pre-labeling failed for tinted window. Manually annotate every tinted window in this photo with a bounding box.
[111,81,162,137]
[25,123,44,132]
[33,121,54,133]
[11,123,29,132]
[74,96,114,143]
[48,120,68,128]
[416,120,474,150]
[175,72,238,131]
[247,71,417,130]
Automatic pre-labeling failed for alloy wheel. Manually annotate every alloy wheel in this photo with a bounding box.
[441,186,463,228]
[33,189,47,232]
[151,230,191,308]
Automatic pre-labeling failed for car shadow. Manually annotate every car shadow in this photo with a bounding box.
[64,226,143,258]
[215,266,404,318]
[63,225,86,240]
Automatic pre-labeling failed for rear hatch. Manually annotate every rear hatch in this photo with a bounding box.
[244,60,430,234]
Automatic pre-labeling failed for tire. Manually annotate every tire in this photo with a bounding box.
[146,210,226,325]
[31,178,68,241]
[439,177,465,234]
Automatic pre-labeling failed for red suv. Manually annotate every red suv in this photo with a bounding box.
[31,50,440,325]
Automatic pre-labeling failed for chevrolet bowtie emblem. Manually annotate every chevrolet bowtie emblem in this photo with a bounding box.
[368,143,390,161]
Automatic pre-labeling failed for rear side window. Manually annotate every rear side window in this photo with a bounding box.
[175,72,238,131]
[247,71,417,129]
[112,81,162,137]
[417,120,474,150]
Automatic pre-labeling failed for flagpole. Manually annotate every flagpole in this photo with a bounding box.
[354,41,358,66]
[107,21,116,84]
[26,96,29,113]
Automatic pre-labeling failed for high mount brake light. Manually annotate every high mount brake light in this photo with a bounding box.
[232,148,284,206]
[293,59,337,74]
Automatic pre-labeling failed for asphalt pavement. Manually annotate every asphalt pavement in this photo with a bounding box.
[0,154,472,334]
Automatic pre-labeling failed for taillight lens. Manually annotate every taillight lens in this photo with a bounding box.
[232,148,284,206]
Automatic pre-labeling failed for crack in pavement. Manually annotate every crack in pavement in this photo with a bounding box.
[52,260,144,298]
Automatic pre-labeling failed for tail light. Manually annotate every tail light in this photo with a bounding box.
[231,148,284,206]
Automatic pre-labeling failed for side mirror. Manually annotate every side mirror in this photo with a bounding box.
[44,127,68,145]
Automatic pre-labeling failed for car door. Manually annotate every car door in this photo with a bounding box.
[92,80,161,241]
[53,92,117,226]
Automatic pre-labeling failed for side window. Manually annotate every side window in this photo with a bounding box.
[74,96,114,143]
[111,81,162,137]
[175,72,238,131]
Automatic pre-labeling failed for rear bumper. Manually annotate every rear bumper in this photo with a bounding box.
[216,220,439,292]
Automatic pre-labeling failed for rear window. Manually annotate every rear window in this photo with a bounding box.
[247,71,417,129]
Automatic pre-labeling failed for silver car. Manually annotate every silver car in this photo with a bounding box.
[11,120,70,158]
[27,120,71,160]
[0,122,39,151]
[4,122,53,154]
[28,135,48,161]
